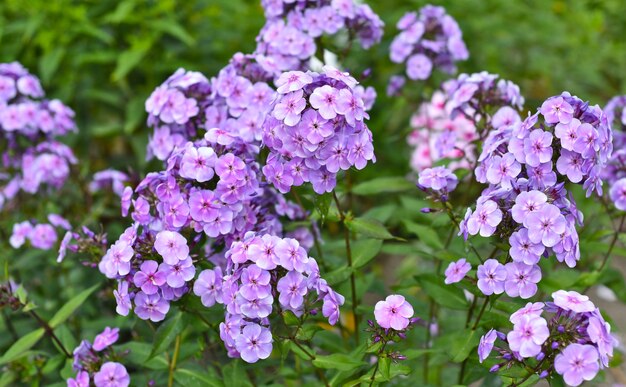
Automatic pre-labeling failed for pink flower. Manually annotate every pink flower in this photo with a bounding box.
[374,294,414,330]
[444,258,471,284]
[506,315,549,358]
[554,344,599,386]
[154,230,189,265]
[551,290,595,313]
[310,85,339,120]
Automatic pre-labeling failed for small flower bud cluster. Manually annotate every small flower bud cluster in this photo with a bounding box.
[389,5,468,87]
[479,291,616,386]
[193,233,344,363]
[262,66,376,194]
[68,327,130,387]
[0,62,77,207]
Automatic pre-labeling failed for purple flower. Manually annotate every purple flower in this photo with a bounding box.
[486,153,521,188]
[100,241,134,278]
[476,259,506,295]
[238,292,273,319]
[28,223,58,250]
[509,228,545,265]
[406,54,432,80]
[93,362,130,387]
[539,96,573,124]
[506,315,549,358]
[239,265,271,300]
[160,257,196,288]
[134,291,170,322]
[57,231,74,263]
[273,90,306,126]
[92,327,119,351]
[551,290,595,313]
[525,203,567,247]
[322,289,344,325]
[275,71,312,94]
[444,258,471,284]
[504,262,541,299]
[277,271,307,310]
[248,235,279,270]
[511,190,547,225]
[467,200,502,237]
[10,221,32,248]
[572,123,599,159]
[114,281,131,316]
[310,85,340,120]
[418,166,458,192]
[523,129,553,167]
[555,118,581,151]
[587,310,615,367]
[510,302,544,325]
[154,231,189,265]
[67,371,89,387]
[193,268,223,307]
[556,149,584,183]
[610,178,626,211]
[478,329,497,363]
[275,237,309,272]
[554,344,599,386]
[179,146,216,182]
[234,324,273,363]
[374,294,414,330]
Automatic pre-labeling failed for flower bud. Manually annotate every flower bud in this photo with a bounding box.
[489,364,500,373]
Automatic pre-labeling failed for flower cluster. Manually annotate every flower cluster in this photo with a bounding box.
[417,166,459,200]
[602,95,626,210]
[262,66,376,194]
[443,72,524,129]
[458,93,613,297]
[68,327,130,387]
[408,91,477,173]
[256,0,384,74]
[479,291,616,386]
[389,5,468,86]
[89,169,130,198]
[146,57,274,161]
[0,62,76,205]
[9,214,71,251]
[193,233,344,363]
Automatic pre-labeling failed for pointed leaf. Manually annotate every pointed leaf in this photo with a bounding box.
[49,284,100,328]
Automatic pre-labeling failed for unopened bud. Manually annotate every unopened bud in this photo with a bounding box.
[489,364,500,373]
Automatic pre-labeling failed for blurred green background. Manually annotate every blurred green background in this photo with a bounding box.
[2,0,625,177]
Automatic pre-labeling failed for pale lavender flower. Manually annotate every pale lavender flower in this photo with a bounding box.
[478,329,497,363]
[92,327,119,351]
[93,362,130,387]
[509,302,545,325]
[134,291,170,322]
[504,262,541,299]
[525,203,567,247]
[234,324,273,363]
[374,294,414,330]
[193,268,223,307]
[467,200,502,237]
[551,290,595,313]
[476,259,506,295]
[444,258,471,284]
[154,230,189,265]
[554,344,599,386]
[506,315,549,357]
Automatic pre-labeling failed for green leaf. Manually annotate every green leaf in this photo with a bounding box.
[150,19,195,46]
[114,342,168,370]
[149,311,183,359]
[352,239,383,269]
[39,48,65,84]
[49,284,100,328]
[0,328,45,365]
[415,273,468,310]
[112,38,153,81]
[315,192,332,224]
[345,217,394,240]
[451,329,483,362]
[222,360,253,387]
[403,220,444,250]
[312,353,366,371]
[174,368,223,387]
[352,177,414,196]
[378,357,391,381]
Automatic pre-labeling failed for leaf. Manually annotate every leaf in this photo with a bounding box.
[150,19,195,46]
[112,38,153,82]
[174,369,223,387]
[403,220,444,250]
[315,192,332,224]
[352,239,383,269]
[352,177,414,196]
[451,329,483,362]
[39,48,65,84]
[415,273,468,310]
[149,311,183,359]
[0,328,45,365]
[345,217,394,240]
[114,342,168,370]
[222,360,253,387]
[49,284,100,328]
[312,353,366,371]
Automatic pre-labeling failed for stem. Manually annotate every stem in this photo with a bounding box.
[332,191,359,343]
[368,342,388,387]
[423,297,436,384]
[459,297,489,384]
[2,309,18,341]
[28,311,71,358]
[599,214,625,271]
[471,296,489,331]
[168,334,181,387]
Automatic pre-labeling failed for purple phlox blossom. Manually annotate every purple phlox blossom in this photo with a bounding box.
[248,235,280,270]
[239,265,272,300]
[509,228,545,265]
[506,315,549,358]
[160,257,196,288]
[179,145,216,182]
[277,270,307,310]
[466,200,502,237]
[539,96,574,124]
[525,203,567,248]
[374,294,414,330]
[10,221,32,248]
[523,129,553,167]
[92,327,119,351]
[93,362,130,387]
[486,153,521,188]
[273,89,306,126]
[114,281,131,316]
[193,267,224,307]
[551,290,595,313]
[275,237,309,272]
[154,230,189,265]
[134,291,170,322]
[67,371,89,387]
[478,329,498,363]
[322,289,344,326]
[554,344,599,386]
[476,259,506,296]
[504,262,541,299]
[275,71,313,94]
[509,302,544,324]
[310,85,340,120]
[587,309,616,368]
[235,324,273,363]
[444,258,471,284]
[418,166,458,192]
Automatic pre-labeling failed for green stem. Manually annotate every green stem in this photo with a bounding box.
[29,311,71,358]
[333,191,359,343]
[599,214,626,271]
[368,341,388,387]
[168,335,181,387]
